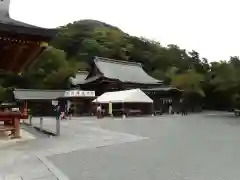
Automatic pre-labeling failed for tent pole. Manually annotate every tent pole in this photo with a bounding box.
[122,102,125,119]
[23,100,28,117]
[152,103,154,116]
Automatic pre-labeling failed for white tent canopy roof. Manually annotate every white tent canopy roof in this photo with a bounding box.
[93,89,153,103]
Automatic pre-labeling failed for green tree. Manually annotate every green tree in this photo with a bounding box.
[34,47,68,74]
[170,69,205,96]
[43,67,76,89]
[1,19,240,111]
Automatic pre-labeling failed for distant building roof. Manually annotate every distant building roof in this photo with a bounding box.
[91,57,162,84]
[70,71,88,85]
[0,0,57,38]
[14,89,66,100]
[142,86,182,92]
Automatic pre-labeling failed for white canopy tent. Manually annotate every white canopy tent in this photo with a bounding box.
[92,89,153,103]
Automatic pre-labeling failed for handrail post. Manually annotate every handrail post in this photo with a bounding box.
[40,117,43,131]
[29,115,32,126]
[56,116,60,136]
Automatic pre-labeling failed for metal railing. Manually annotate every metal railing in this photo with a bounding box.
[23,115,60,136]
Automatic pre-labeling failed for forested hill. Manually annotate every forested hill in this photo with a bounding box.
[1,19,240,110]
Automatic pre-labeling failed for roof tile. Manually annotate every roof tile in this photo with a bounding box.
[94,57,162,84]
[14,89,66,100]
[70,71,88,85]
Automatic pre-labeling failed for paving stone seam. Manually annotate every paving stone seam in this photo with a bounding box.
[36,133,148,180]
[37,156,69,180]
[1,123,149,180]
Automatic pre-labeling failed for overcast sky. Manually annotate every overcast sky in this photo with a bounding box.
[10,0,240,62]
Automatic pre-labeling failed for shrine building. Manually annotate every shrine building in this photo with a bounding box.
[0,0,57,138]
[0,0,57,72]
[70,57,182,114]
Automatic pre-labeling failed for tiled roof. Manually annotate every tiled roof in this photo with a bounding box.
[93,57,162,84]
[14,89,66,100]
[70,71,89,85]
[142,86,182,92]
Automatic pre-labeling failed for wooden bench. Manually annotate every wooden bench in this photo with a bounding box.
[154,110,163,115]
[0,125,15,131]
[0,112,22,138]
[234,109,240,117]
[112,109,124,116]
[112,109,142,116]
[0,125,15,137]
[126,109,142,116]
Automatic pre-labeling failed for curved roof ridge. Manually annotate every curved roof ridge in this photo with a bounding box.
[93,56,162,84]
[77,71,89,74]
[0,0,10,17]
[0,0,37,28]
[0,0,57,37]
[94,56,142,67]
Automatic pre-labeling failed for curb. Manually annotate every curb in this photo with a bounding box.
[38,155,69,180]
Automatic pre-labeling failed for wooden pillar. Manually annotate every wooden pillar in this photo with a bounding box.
[7,44,26,70]
[0,44,10,69]
[23,100,28,117]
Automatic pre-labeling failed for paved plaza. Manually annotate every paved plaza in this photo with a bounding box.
[1,112,240,180]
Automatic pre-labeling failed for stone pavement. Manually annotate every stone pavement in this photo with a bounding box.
[0,128,36,149]
[49,112,240,180]
[1,112,236,180]
[0,156,58,180]
[0,117,147,180]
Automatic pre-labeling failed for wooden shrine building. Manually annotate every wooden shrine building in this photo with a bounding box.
[0,0,57,72]
[71,57,183,113]
[13,57,182,117]
[0,0,57,138]
[71,57,163,95]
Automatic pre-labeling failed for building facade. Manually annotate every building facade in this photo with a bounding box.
[71,57,182,114]
[13,57,182,116]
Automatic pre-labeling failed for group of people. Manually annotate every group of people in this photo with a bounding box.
[53,100,187,119]
[167,99,188,116]
[54,104,74,120]
[53,103,104,120]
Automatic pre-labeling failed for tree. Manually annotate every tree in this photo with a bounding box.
[43,67,76,89]
[164,67,179,84]
[1,19,240,111]
[34,47,68,74]
[170,69,205,97]
[0,86,7,102]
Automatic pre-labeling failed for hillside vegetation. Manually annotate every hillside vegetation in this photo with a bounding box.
[1,19,240,110]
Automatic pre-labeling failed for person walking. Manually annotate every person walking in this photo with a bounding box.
[68,105,73,120]
[180,99,185,116]
[96,104,102,119]
[54,104,60,120]
[169,104,172,114]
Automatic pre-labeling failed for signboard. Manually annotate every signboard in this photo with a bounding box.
[52,100,58,106]
[64,90,95,97]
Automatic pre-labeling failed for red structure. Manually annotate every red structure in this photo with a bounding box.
[0,0,57,138]
[0,0,56,72]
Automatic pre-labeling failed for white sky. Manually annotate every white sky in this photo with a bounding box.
[10,0,240,62]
